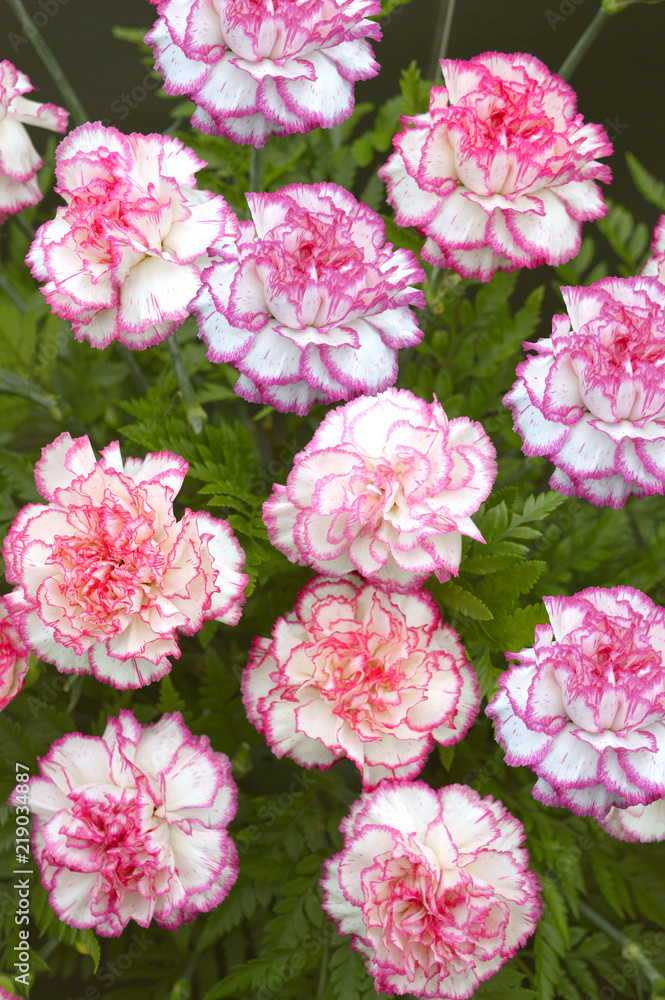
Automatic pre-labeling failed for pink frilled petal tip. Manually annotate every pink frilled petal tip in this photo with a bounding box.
[3,432,248,689]
[20,710,238,936]
[26,122,238,349]
[242,574,480,786]
[598,799,665,843]
[0,594,30,711]
[504,275,665,507]
[193,182,425,414]
[487,585,665,820]
[642,213,665,284]
[0,59,68,222]
[321,780,542,999]
[379,51,611,281]
[263,388,497,591]
[145,0,381,147]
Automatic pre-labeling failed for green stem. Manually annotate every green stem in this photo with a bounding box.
[438,0,457,67]
[166,335,206,435]
[15,214,35,241]
[0,268,28,313]
[4,0,88,126]
[579,902,665,995]
[249,145,264,193]
[114,343,149,394]
[557,5,612,81]
[315,938,329,1000]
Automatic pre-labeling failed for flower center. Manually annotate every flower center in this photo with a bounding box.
[554,608,665,731]
[261,208,365,284]
[311,622,407,727]
[49,493,167,636]
[365,848,507,974]
[66,791,164,894]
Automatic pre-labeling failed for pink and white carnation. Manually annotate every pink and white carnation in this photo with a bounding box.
[3,432,248,689]
[486,586,665,820]
[243,574,479,786]
[145,0,380,147]
[263,388,497,592]
[504,276,665,508]
[0,595,29,711]
[22,710,238,935]
[0,60,68,222]
[598,799,665,843]
[378,52,611,281]
[322,780,542,999]
[26,122,237,349]
[642,214,665,284]
[193,183,425,414]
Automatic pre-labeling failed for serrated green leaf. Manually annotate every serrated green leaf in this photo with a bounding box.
[501,603,550,651]
[626,151,665,212]
[433,582,494,621]
[156,675,186,715]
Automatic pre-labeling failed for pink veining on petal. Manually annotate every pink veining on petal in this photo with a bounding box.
[19,710,238,936]
[487,585,665,820]
[321,780,542,999]
[193,182,425,414]
[243,574,479,785]
[379,51,611,281]
[0,595,29,711]
[3,432,248,688]
[0,59,68,222]
[263,388,497,591]
[145,0,381,146]
[504,275,665,507]
[26,122,238,350]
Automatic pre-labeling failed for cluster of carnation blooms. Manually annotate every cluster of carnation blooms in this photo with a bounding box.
[4,13,665,999]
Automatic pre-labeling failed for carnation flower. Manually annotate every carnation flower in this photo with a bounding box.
[379,52,611,281]
[504,276,665,508]
[642,214,665,283]
[598,800,665,843]
[486,586,665,820]
[145,0,381,147]
[0,595,29,711]
[22,710,238,935]
[4,432,248,689]
[26,122,236,349]
[322,780,542,999]
[193,183,425,414]
[263,388,497,591]
[243,575,479,785]
[0,60,68,222]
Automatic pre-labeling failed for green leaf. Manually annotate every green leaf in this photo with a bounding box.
[597,199,649,273]
[501,603,550,652]
[373,0,415,17]
[462,554,520,576]
[473,965,535,998]
[0,368,63,419]
[437,744,455,772]
[432,581,494,621]
[626,151,665,212]
[156,675,186,716]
